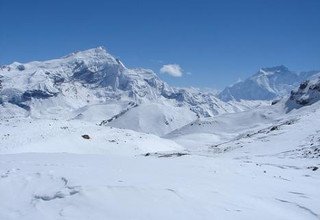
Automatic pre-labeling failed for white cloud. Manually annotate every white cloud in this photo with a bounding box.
[160,64,183,77]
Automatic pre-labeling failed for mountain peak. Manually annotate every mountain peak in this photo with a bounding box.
[62,46,110,60]
[219,65,316,101]
[260,65,288,72]
[257,65,290,76]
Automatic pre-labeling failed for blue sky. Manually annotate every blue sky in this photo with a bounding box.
[1,0,319,89]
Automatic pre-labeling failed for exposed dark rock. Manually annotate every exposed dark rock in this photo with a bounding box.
[145,152,189,158]
[22,90,57,101]
[296,99,309,105]
[53,75,65,84]
[307,166,318,171]
[100,102,138,126]
[17,64,25,71]
[299,80,309,90]
[81,134,90,139]
[286,78,320,111]
[270,126,279,131]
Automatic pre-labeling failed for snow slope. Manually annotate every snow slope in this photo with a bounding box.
[107,103,197,136]
[1,101,320,219]
[0,118,183,155]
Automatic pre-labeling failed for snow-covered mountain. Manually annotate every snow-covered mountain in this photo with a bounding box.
[219,65,319,101]
[0,47,168,116]
[0,47,265,137]
[2,82,320,219]
[2,47,320,220]
[0,47,258,119]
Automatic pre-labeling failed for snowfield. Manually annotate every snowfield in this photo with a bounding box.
[1,48,320,219]
[0,118,183,155]
[1,101,320,220]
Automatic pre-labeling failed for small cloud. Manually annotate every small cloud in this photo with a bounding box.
[160,64,183,77]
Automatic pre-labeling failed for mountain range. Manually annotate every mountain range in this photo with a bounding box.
[0,47,262,125]
[1,47,320,219]
[1,48,319,121]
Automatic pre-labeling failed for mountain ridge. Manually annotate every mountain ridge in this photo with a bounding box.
[0,47,262,120]
[219,65,319,101]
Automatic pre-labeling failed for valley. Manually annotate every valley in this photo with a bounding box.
[0,48,320,219]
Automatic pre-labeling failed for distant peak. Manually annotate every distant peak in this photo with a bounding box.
[62,46,108,59]
[254,65,291,77]
[260,65,289,73]
[77,46,108,56]
[96,46,106,51]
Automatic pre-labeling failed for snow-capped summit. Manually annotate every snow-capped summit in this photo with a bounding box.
[257,65,290,76]
[219,65,319,101]
[0,47,164,117]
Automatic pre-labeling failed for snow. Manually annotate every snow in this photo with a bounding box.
[0,118,183,155]
[1,48,320,219]
[1,151,318,220]
[0,47,267,119]
[1,99,320,219]
[219,65,320,101]
[107,103,197,136]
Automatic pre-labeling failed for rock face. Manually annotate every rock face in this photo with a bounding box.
[219,65,319,101]
[0,47,258,119]
[286,77,320,111]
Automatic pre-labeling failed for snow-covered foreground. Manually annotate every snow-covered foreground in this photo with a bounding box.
[0,151,319,220]
[1,103,320,219]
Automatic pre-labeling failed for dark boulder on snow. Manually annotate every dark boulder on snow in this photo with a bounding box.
[81,134,90,139]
